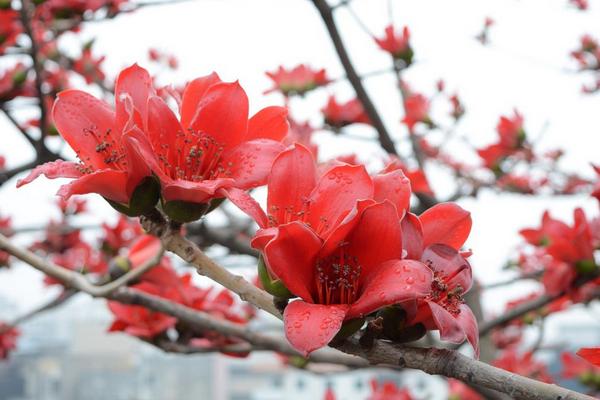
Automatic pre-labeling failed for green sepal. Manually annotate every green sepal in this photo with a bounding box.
[105,176,160,217]
[287,355,309,369]
[258,255,293,298]
[332,318,364,343]
[12,70,27,86]
[0,0,11,10]
[377,306,407,341]
[576,259,597,274]
[162,200,209,223]
[205,197,225,214]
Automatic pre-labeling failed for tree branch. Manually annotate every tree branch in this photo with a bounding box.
[311,0,399,156]
[336,338,594,400]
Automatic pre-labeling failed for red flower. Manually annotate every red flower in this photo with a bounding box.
[232,145,428,355]
[368,380,414,400]
[562,351,600,379]
[374,25,413,65]
[405,245,479,356]
[447,378,482,400]
[265,64,330,96]
[493,350,553,383]
[0,323,19,359]
[108,282,177,338]
[497,110,525,149]
[570,0,589,10]
[322,96,371,128]
[18,65,157,213]
[402,93,430,131]
[72,48,106,85]
[577,348,600,367]
[0,63,32,102]
[323,387,336,400]
[123,65,288,221]
[0,214,13,267]
[100,215,143,256]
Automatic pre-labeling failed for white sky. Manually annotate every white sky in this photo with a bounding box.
[1,0,600,339]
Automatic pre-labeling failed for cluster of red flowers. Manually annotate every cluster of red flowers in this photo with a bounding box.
[265,64,330,96]
[231,144,477,356]
[107,234,255,353]
[571,35,600,93]
[17,65,478,357]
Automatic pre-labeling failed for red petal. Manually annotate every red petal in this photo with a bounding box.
[267,144,317,227]
[162,178,235,203]
[320,199,374,257]
[420,203,472,249]
[57,169,129,203]
[219,139,285,190]
[190,81,249,150]
[421,244,472,292]
[577,348,600,367]
[16,160,83,188]
[52,90,116,170]
[263,221,322,302]
[147,96,182,159]
[221,187,268,228]
[373,169,411,216]
[115,64,153,132]
[251,227,278,251]
[402,213,423,259]
[456,304,479,358]
[427,301,465,344]
[346,201,403,280]
[348,260,432,319]
[307,164,373,238]
[246,106,289,141]
[180,72,221,129]
[128,235,162,268]
[283,300,348,356]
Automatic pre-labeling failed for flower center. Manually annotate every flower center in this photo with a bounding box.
[157,130,230,182]
[426,270,465,316]
[81,126,128,172]
[315,246,361,305]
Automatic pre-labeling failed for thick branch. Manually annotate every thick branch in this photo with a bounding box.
[311,0,398,156]
[336,338,594,400]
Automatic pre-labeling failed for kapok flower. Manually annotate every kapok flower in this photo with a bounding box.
[17,64,158,216]
[368,380,414,400]
[578,348,600,367]
[265,64,330,96]
[561,351,600,380]
[123,65,288,222]
[374,25,414,66]
[402,93,431,131]
[231,144,429,355]
[497,110,526,149]
[108,282,178,338]
[0,323,19,359]
[322,96,371,128]
[405,244,479,357]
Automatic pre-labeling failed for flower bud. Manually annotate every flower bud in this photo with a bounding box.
[109,256,131,281]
